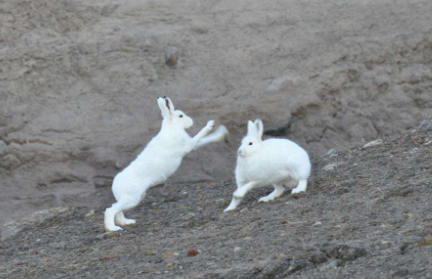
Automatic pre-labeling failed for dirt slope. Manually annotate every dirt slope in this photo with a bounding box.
[1,0,432,232]
[0,130,431,278]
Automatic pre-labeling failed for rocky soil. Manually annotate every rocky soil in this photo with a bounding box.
[1,0,432,240]
[0,130,431,278]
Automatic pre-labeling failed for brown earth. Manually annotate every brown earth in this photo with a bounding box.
[0,130,431,278]
[1,0,432,231]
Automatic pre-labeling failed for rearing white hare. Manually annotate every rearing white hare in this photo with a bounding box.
[224,119,311,212]
[105,96,228,231]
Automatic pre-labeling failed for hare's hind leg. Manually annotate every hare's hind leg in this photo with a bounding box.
[291,179,307,194]
[104,196,140,232]
[259,184,285,202]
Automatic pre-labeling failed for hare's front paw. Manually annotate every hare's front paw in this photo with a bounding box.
[205,120,215,133]
[224,205,237,212]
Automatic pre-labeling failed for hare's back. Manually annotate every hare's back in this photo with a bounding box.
[263,139,307,156]
[263,139,310,172]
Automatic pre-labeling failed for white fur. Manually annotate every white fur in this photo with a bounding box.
[224,119,311,212]
[104,96,228,231]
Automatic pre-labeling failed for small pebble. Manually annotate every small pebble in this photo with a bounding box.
[325,149,337,157]
[362,139,383,148]
[417,120,430,132]
[234,247,242,252]
[85,209,95,218]
[323,163,337,171]
[165,46,179,67]
[187,249,199,257]
[319,259,340,271]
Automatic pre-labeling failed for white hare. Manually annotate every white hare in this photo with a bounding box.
[105,96,228,231]
[224,119,311,212]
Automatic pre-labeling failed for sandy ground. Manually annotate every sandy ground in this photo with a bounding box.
[0,0,432,234]
[0,130,431,278]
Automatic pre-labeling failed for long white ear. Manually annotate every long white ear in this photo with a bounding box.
[157,96,169,118]
[164,97,175,114]
[254,119,264,140]
[247,120,257,137]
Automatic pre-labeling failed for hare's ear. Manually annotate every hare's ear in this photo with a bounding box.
[164,97,175,114]
[247,120,257,138]
[254,119,264,140]
[157,96,170,118]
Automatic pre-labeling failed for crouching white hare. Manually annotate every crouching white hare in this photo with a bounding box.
[105,96,229,231]
[224,119,311,212]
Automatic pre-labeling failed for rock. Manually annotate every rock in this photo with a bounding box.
[417,120,430,132]
[309,252,328,264]
[0,140,5,149]
[362,139,383,148]
[234,247,242,253]
[322,244,367,263]
[187,249,199,257]
[264,116,292,136]
[325,149,338,157]
[0,154,21,170]
[267,75,307,92]
[102,232,121,239]
[93,176,112,188]
[85,209,95,218]
[2,207,69,241]
[318,259,341,271]
[100,4,119,17]
[165,46,179,67]
[323,163,338,171]
[313,221,323,226]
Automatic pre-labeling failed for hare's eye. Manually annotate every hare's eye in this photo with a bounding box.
[249,142,253,146]
[179,115,183,118]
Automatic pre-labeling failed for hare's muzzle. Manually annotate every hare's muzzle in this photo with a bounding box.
[238,149,245,157]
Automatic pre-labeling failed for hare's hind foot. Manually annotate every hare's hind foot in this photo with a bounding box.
[259,184,285,202]
[291,179,307,194]
[105,225,123,232]
[115,211,136,226]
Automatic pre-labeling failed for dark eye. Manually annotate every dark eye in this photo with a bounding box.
[179,115,183,118]
[249,142,253,145]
